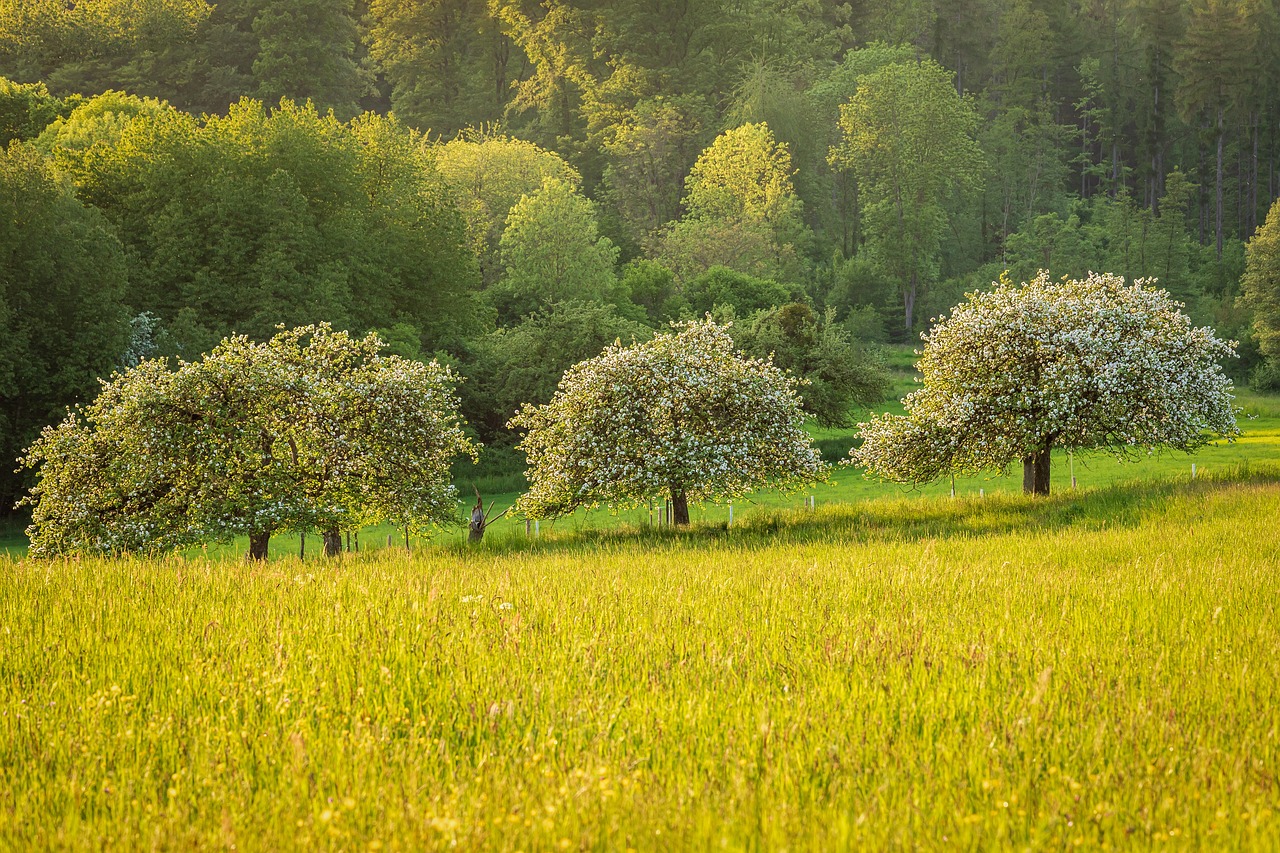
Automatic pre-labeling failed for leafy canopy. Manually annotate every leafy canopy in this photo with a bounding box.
[852,272,1239,492]
[20,324,476,557]
[1242,198,1280,361]
[510,318,827,519]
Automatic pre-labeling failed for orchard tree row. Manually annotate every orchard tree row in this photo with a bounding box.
[23,280,1240,558]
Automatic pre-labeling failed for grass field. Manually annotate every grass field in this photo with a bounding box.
[2,471,1279,848]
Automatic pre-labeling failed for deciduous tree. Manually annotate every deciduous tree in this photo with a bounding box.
[852,271,1238,495]
[493,177,619,324]
[0,142,130,512]
[829,59,984,335]
[20,325,476,558]
[1241,198,1280,366]
[511,318,827,525]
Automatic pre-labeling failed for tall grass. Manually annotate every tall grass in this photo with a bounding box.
[2,476,1278,848]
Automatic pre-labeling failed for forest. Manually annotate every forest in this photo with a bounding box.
[3,0,1279,512]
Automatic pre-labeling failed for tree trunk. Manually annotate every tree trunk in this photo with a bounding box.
[1216,112,1225,259]
[469,505,486,543]
[248,532,270,561]
[323,528,342,557]
[904,271,918,335]
[671,488,690,526]
[1021,445,1052,496]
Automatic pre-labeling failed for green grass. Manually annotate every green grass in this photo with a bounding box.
[2,473,1279,848]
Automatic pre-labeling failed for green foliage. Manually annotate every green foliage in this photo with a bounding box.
[251,0,364,118]
[511,318,827,520]
[681,122,799,227]
[19,325,476,557]
[598,94,712,246]
[733,303,889,427]
[1242,198,1280,361]
[652,214,794,283]
[683,266,792,317]
[654,122,809,282]
[830,58,985,334]
[434,129,580,283]
[617,259,686,325]
[47,96,480,353]
[493,177,619,325]
[0,142,130,512]
[462,301,651,441]
[366,0,513,135]
[0,77,70,144]
[854,272,1240,494]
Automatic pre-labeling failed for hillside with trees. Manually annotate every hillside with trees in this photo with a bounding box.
[3,0,1279,509]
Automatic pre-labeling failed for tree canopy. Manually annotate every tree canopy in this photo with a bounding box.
[852,272,1239,495]
[1242,198,1280,376]
[0,142,130,511]
[19,325,475,559]
[510,318,827,525]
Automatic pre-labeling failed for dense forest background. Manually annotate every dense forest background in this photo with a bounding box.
[3,0,1279,510]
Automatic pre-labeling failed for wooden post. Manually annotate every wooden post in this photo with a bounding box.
[386,534,392,548]
[728,501,733,526]
[405,526,410,552]
[354,531,359,553]
[1192,462,1197,480]
[1069,450,1076,490]
[950,474,955,498]
[299,532,304,560]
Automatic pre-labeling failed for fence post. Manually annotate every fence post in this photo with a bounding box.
[1192,462,1197,480]
[950,474,955,498]
[386,534,392,549]
[728,501,733,527]
[299,532,304,560]
[1069,450,1077,490]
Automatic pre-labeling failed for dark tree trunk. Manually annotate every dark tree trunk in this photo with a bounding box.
[1216,112,1225,259]
[1021,446,1052,496]
[323,528,342,557]
[671,488,690,526]
[469,505,486,543]
[248,532,270,561]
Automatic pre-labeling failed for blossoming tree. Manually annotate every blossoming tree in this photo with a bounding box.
[20,324,476,558]
[510,319,828,525]
[851,272,1239,495]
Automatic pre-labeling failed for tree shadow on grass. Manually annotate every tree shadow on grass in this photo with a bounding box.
[452,464,1280,558]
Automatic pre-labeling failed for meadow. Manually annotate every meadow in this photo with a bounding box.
[2,470,1279,849]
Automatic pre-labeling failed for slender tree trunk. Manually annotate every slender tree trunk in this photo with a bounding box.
[670,488,690,526]
[1021,444,1052,496]
[1216,112,1225,259]
[249,532,270,561]
[904,272,917,335]
[323,528,342,557]
[1252,117,1260,236]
